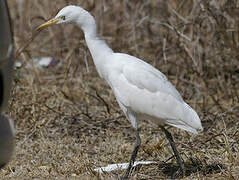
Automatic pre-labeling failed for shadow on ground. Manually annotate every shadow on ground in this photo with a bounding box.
[128,157,225,179]
[157,160,225,179]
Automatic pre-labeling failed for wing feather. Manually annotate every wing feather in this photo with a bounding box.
[120,55,183,102]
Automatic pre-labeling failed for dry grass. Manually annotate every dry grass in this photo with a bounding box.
[1,0,238,179]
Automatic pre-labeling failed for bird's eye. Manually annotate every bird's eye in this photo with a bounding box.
[61,16,66,20]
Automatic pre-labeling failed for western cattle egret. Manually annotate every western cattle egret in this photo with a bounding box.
[37,5,203,179]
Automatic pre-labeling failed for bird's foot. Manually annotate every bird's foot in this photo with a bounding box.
[120,175,128,180]
[120,165,132,180]
[171,166,184,179]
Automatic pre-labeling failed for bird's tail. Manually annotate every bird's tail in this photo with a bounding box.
[166,102,203,134]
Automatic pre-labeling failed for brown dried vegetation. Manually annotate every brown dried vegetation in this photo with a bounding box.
[1,0,238,179]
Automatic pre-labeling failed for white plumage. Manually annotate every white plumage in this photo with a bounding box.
[37,5,203,178]
[104,53,202,133]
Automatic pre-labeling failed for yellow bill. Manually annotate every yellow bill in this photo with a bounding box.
[36,18,60,31]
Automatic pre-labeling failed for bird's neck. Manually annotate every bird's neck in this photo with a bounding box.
[80,19,113,78]
[84,29,114,62]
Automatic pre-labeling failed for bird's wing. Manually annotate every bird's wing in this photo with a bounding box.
[106,54,202,133]
[107,53,183,114]
[119,54,183,102]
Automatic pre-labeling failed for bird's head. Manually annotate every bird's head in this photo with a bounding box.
[37,5,93,30]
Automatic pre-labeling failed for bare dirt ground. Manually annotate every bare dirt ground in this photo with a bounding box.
[1,0,238,179]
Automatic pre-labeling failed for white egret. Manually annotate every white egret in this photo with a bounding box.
[37,5,203,179]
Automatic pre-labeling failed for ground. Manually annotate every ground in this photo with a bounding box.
[1,0,238,179]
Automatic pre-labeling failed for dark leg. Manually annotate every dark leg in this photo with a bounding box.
[121,130,141,179]
[160,126,184,177]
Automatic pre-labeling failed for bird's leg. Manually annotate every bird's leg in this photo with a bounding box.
[160,126,184,177]
[121,130,141,179]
